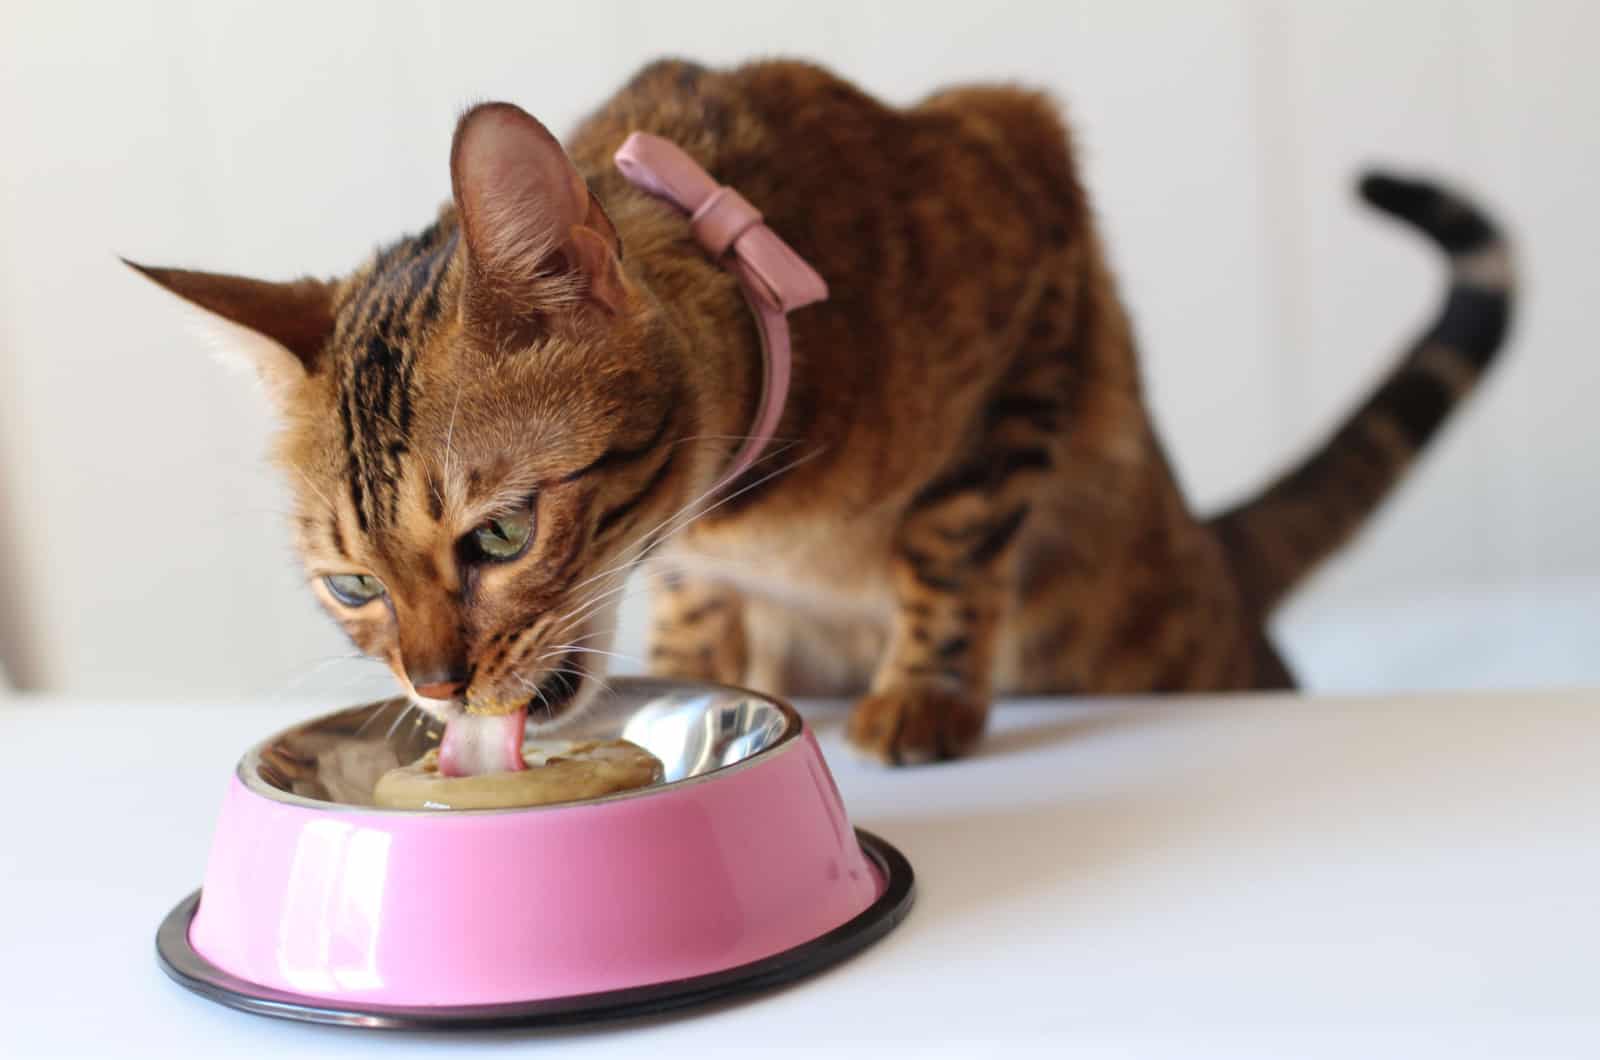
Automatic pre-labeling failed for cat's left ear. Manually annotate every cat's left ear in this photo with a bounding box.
[449,102,627,331]
[123,261,336,409]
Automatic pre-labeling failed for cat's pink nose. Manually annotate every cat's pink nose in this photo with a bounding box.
[411,673,467,701]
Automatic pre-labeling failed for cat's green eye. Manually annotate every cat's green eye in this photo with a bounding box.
[324,573,386,607]
[467,507,535,563]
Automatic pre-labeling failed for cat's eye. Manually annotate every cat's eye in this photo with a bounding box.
[324,573,386,607]
[465,506,535,564]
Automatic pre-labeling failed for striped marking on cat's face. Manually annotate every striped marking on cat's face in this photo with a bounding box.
[286,227,691,726]
[134,102,700,726]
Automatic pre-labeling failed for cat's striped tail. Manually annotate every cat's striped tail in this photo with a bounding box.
[1210,171,1515,616]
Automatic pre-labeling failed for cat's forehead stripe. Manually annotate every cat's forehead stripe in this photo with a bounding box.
[333,220,460,537]
[338,222,457,347]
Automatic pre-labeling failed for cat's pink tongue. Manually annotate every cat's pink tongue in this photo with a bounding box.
[438,708,528,778]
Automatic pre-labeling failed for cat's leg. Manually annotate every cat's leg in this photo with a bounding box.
[648,574,880,697]
[741,595,883,697]
[645,570,748,685]
[846,487,1032,765]
[740,595,797,695]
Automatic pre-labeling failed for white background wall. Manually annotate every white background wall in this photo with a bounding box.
[1,0,1595,701]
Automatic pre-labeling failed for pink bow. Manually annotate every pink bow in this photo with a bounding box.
[614,132,828,494]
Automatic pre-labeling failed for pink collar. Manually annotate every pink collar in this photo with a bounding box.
[613,132,828,495]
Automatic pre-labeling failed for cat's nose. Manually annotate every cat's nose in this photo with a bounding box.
[410,670,468,701]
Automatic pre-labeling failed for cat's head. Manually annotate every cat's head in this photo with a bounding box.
[131,103,707,726]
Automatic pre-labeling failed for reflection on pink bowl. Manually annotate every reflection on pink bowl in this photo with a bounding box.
[185,680,885,1008]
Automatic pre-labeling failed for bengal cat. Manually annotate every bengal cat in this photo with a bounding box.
[131,59,1514,765]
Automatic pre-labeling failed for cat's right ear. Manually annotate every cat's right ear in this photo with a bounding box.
[123,260,336,409]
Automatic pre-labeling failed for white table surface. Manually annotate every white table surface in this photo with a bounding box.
[3,690,1597,1058]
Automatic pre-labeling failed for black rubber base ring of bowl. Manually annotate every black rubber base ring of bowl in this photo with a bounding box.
[155,828,913,1030]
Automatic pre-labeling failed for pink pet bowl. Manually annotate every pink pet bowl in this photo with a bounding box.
[156,678,913,1029]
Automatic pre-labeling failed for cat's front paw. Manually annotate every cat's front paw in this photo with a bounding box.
[845,685,989,766]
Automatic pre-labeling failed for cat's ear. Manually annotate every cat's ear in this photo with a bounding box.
[124,261,336,407]
[449,102,626,330]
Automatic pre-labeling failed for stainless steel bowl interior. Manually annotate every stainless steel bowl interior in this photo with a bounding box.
[241,678,800,811]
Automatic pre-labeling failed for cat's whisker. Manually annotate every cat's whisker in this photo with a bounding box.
[524,659,624,701]
[536,645,638,666]
[556,545,649,604]
[552,458,803,639]
[549,446,823,638]
[661,430,804,455]
[383,702,418,746]
[555,438,805,604]
[625,437,806,548]
[508,661,614,714]
[269,653,382,703]
[551,628,613,648]
[291,469,338,519]
[549,583,675,658]
[491,624,623,682]
[534,681,556,726]
[545,583,633,647]
[354,699,407,740]
[543,666,616,700]
[439,379,465,512]
[510,671,554,725]
[275,652,367,683]
[547,446,810,633]
[319,666,397,703]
